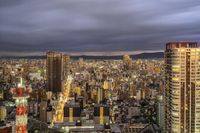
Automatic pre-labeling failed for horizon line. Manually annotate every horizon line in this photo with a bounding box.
[0,50,163,57]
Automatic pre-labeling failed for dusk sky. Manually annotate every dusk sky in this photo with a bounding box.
[0,0,200,56]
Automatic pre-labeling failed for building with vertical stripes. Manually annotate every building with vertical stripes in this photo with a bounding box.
[64,103,81,123]
[165,42,200,133]
[47,51,70,93]
[94,104,110,125]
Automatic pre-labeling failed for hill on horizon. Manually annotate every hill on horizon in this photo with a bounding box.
[0,52,164,60]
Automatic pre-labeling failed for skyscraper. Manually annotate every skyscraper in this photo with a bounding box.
[97,87,105,104]
[156,95,164,132]
[165,42,200,133]
[10,78,32,133]
[47,52,70,93]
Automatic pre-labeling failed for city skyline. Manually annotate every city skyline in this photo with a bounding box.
[0,0,200,56]
[1,0,200,132]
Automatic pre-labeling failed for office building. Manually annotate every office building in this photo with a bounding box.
[94,104,110,125]
[156,95,164,132]
[64,103,81,123]
[129,81,136,99]
[97,88,105,104]
[123,54,132,70]
[47,52,70,93]
[122,124,148,133]
[0,125,12,133]
[47,105,53,124]
[0,106,6,121]
[39,101,47,122]
[165,42,200,133]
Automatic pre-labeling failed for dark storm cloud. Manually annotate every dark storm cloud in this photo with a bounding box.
[0,0,200,55]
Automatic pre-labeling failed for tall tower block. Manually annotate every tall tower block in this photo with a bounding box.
[10,78,32,133]
[165,42,200,133]
[47,51,70,93]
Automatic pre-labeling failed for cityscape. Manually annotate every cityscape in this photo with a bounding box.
[0,1,200,133]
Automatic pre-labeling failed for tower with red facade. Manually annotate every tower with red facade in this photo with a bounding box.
[10,78,32,133]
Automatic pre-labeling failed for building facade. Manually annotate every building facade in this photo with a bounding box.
[47,52,70,93]
[64,103,81,123]
[165,42,200,133]
[94,104,110,125]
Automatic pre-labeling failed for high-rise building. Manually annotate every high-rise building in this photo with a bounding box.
[39,101,47,122]
[94,104,110,125]
[123,54,132,70]
[63,54,71,77]
[47,52,70,93]
[97,88,105,104]
[64,103,81,123]
[129,81,136,99]
[156,95,164,132]
[165,42,200,133]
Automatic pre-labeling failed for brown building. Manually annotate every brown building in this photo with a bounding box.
[0,126,12,133]
[123,54,132,70]
[39,101,47,122]
[165,42,200,133]
[129,81,136,99]
[47,51,70,93]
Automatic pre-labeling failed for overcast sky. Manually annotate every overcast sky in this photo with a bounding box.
[0,0,200,56]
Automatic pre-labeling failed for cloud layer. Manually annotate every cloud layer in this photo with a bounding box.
[0,0,200,55]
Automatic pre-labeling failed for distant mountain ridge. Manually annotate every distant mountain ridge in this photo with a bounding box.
[0,52,164,60]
